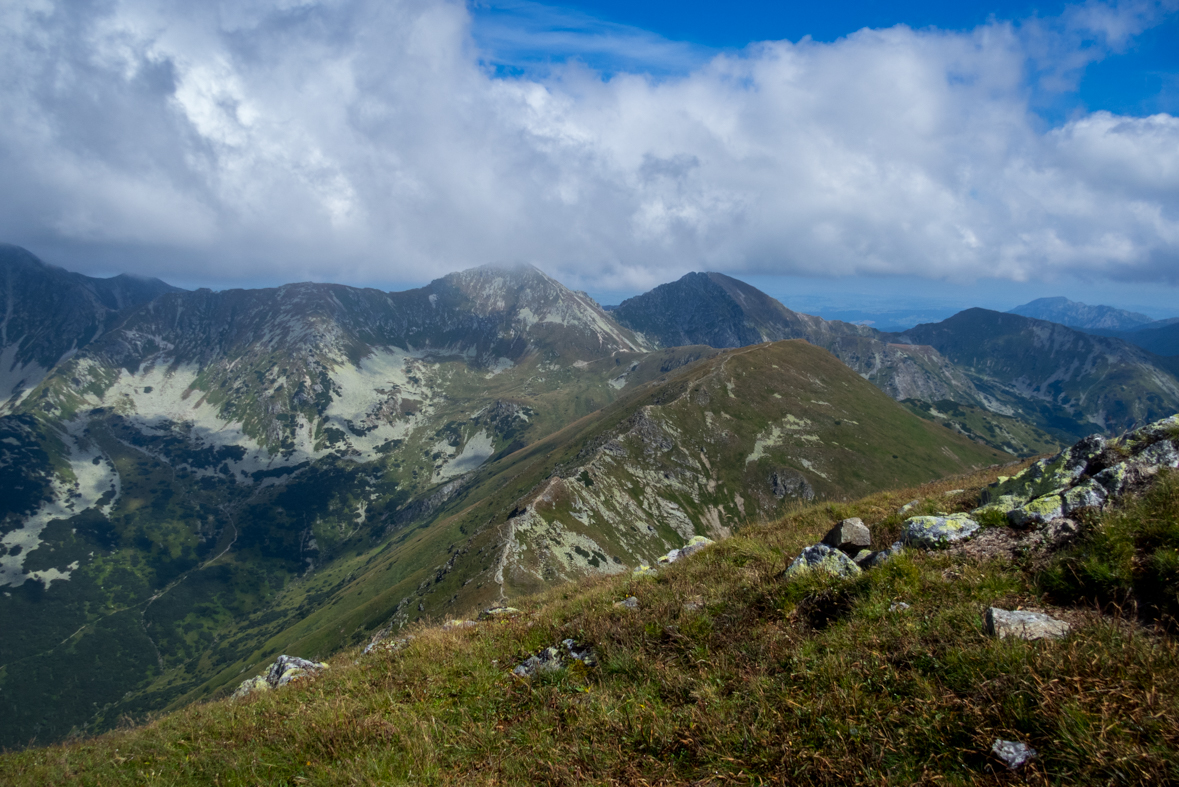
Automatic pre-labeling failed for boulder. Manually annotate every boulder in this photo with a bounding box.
[235,654,329,698]
[478,606,521,621]
[862,542,904,568]
[231,676,270,699]
[821,518,871,555]
[679,535,715,558]
[1062,481,1106,514]
[784,544,862,579]
[657,549,681,564]
[632,564,657,577]
[900,514,980,548]
[992,739,1037,771]
[985,607,1070,641]
[513,639,597,678]
[266,655,329,688]
[1007,495,1064,527]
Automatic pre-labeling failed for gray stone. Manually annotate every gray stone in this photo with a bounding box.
[478,606,521,621]
[236,654,329,698]
[1093,462,1131,497]
[1140,438,1179,469]
[821,518,871,554]
[862,542,904,568]
[889,601,911,612]
[1007,495,1064,527]
[851,549,874,566]
[679,535,715,558]
[614,596,639,610]
[985,607,1070,640]
[512,639,597,678]
[1062,481,1106,514]
[784,543,862,579]
[899,499,920,514]
[657,549,681,564]
[900,514,980,549]
[992,739,1037,770]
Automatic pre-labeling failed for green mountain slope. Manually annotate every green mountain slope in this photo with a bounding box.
[5,429,1179,785]
[0,326,1004,747]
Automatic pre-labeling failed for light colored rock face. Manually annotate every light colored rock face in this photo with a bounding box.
[234,654,329,698]
[992,739,1038,770]
[985,607,1070,641]
[785,544,862,578]
[821,518,871,554]
[975,415,1179,529]
[901,514,980,548]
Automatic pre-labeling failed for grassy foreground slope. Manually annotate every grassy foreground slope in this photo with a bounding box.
[6,466,1178,785]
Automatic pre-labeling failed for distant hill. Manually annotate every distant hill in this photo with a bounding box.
[1008,296,1156,331]
[1090,319,1179,357]
[890,309,1179,440]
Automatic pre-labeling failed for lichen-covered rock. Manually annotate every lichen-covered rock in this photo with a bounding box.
[992,739,1037,770]
[679,535,715,559]
[512,639,597,678]
[862,542,904,568]
[443,619,477,630]
[1140,438,1179,469]
[1007,495,1064,527]
[821,518,871,555]
[267,655,329,688]
[985,607,1070,640]
[657,549,680,564]
[478,606,521,621]
[1121,414,1179,451]
[1093,462,1131,496]
[784,544,862,578]
[901,514,980,548]
[614,596,639,610]
[632,564,657,577]
[1062,481,1106,514]
[235,654,329,698]
[231,675,270,699]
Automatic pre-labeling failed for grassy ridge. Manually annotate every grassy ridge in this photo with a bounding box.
[6,466,1178,785]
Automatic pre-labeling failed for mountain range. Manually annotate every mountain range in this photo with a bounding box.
[1,245,1178,748]
[1010,295,1179,356]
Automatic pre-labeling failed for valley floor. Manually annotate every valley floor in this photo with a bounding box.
[3,464,1179,786]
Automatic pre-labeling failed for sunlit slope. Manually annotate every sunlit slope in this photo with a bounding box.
[182,341,1006,707]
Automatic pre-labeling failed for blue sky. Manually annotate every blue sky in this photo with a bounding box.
[1,0,1177,321]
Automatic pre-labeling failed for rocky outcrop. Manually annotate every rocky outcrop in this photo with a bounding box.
[232,655,329,698]
[976,415,1179,526]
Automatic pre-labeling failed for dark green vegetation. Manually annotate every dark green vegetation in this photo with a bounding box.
[1043,469,1179,626]
[902,399,1062,457]
[4,468,1179,785]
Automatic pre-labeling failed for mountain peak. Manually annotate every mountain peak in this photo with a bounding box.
[1008,296,1154,331]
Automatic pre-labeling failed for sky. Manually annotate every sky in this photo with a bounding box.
[2,0,1178,318]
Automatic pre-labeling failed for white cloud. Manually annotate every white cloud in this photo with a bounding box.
[0,0,1176,291]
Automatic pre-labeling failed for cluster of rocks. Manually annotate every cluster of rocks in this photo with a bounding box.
[632,535,715,577]
[784,517,902,579]
[512,639,598,678]
[976,414,1179,527]
[232,654,329,699]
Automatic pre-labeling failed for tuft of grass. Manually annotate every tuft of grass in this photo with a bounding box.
[1042,469,1179,626]
[3,465,1179,785]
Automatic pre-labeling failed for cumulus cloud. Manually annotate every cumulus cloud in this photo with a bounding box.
[0,0,1176,291]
